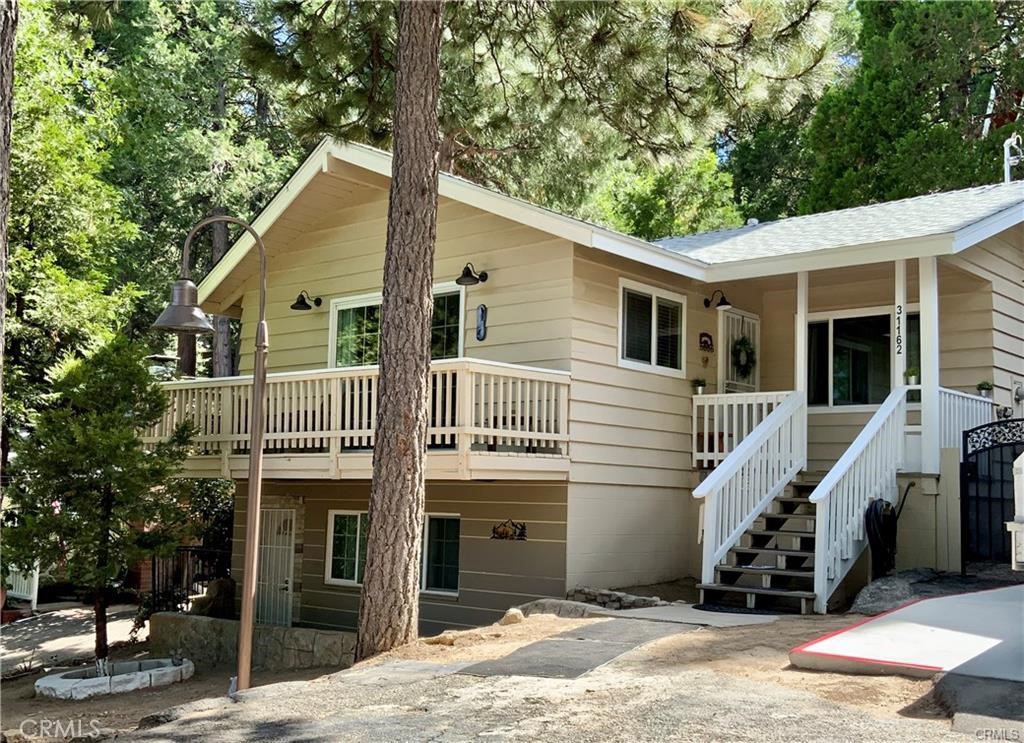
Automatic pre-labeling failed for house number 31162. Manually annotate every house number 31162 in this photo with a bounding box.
[895,304,904,355]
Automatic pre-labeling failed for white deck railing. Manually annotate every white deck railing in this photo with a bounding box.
[7,563,40,610]
[810,386,912,613]
[939,387,996,452]
[692,391,791,468]
[143,358,571,464]
[692,391,807,584]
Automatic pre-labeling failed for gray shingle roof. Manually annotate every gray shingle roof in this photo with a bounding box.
[655,182,1024,265]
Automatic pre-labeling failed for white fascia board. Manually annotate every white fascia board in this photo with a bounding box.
[951,203,1024,252]
[590,232,707,280]
[702,233,957,282]
[198,139,334,306]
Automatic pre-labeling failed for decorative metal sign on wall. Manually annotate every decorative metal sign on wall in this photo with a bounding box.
[491,519,528,541]
[698,332,714,353]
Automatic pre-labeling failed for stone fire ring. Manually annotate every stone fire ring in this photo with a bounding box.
[35,658,195,700]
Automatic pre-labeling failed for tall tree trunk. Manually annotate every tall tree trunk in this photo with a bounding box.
[211,81,233,378]
[94,484,114,662]
[356,0,443,661]
[0,0,19,471]
[177,332,197,377]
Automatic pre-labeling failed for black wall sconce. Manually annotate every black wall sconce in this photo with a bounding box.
[290,290,322,311]
[703,289,731,310]
[456,263,488,286]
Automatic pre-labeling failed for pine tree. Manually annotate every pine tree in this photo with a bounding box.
[0,0,17,437]
[3,338,192,665]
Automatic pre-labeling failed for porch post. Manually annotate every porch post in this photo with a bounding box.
[794,271,808,392]
[893,260,907,390]
[919,256,940,474]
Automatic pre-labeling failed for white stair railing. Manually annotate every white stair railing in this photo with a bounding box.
[692,391,807,584]
[692,391,790,468]
[939,387,996,453]
[810,386,911,613]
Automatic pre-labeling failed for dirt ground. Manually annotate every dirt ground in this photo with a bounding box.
[2,612,949,740]
[0,642,326,740]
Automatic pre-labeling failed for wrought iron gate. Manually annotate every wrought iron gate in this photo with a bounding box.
[961,419,1024,564]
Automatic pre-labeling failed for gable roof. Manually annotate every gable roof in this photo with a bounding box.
[657,182,1024,267]
[198,139,707,310]
[200,139,1024,309]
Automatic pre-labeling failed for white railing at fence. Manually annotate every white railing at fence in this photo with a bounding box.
[810,386,912,613]
[692,391,790,468]
[692,391,807,584]
[939,387,996,452]
[143,358,570,464]
[1012,452,1024,571]
[7,564,40,610]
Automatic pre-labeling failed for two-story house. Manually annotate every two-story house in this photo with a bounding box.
[145,139,1024,631]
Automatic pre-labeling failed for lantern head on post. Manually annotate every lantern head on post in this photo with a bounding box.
[151,279,215,334]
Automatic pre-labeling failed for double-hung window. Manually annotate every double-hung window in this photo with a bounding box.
[325,511,460,593]
[618,278,686,375]
[329,283,464,367]
[807,307,920,408]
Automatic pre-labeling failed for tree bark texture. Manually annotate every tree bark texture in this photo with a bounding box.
[211,82,233,378]
[0,0,18,443]
[356,0,443,661]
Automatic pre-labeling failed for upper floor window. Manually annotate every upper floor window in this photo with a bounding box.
[807,307,920,408]
[329,283,464,367]
[618,278,686,375]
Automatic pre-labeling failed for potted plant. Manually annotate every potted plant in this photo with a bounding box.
[976,380,994,399]
[904,367,919,385]
[691,378,707,396]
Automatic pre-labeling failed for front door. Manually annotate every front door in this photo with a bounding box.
[960,420,1024,564]
[256,508,295,626]
[717,307,761,393]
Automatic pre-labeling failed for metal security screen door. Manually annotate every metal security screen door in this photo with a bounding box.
[961,420,1024,564]
[717,307,761,393]
[256,508,295,626]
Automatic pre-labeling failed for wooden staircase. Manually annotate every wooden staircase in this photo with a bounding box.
[698,481,818,614]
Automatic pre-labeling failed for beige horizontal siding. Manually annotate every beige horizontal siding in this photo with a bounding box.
[234,194,574,375]
[232,480,567,635]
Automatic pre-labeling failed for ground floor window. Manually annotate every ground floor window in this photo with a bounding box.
[807,308,920,407]
[324,511,460,592]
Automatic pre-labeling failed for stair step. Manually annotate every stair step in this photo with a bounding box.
[775,496,814,505]
[716,565,813,579]
[698,583,816,599]
[732,546,815,558]
[747,529,815,538]
[764,512,816,521]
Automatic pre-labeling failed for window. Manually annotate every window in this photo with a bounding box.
[618,279,686,374]
[330,284,464,368]
[423,516,460,593]
[806,309,920,408]
[324,511,460,593]
[325,511,369,584]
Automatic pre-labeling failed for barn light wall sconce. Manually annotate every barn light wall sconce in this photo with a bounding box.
[703,289,731,310]
[456,263,488,286]
[290,290,322,311]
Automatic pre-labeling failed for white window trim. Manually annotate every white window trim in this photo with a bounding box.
[327,281,466,368]
[323,510,461,595]
[323,509,366,587]
[616,277,687,378]
[805,303,921,411]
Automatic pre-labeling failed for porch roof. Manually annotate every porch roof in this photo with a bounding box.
[656,182,1024,267]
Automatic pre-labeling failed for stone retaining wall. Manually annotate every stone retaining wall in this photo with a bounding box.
[149,613,355,671]
[566,587,669,610]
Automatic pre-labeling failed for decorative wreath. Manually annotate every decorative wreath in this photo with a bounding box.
[731,335,757,378]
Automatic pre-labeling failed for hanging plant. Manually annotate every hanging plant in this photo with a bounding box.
[731,335,757,378]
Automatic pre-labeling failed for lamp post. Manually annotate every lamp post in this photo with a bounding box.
[152,215,268,692]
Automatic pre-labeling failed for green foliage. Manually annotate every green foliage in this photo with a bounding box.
[584,151,742,239]
[175,478,235,550]
[799,0,1024,213]
[246,0,843,213]
[4,0,141,469]
[3,337,193,591]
